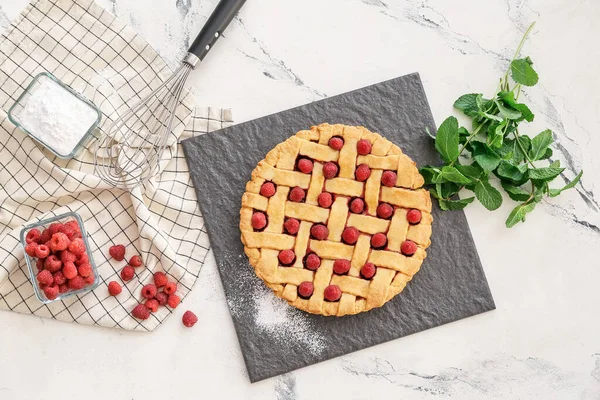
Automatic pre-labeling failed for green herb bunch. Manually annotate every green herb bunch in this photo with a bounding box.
[421,22,583,227]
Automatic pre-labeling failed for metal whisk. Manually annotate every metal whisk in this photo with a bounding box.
[94,0,247,188]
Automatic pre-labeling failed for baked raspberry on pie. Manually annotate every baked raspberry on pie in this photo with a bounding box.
[240,123,433,316]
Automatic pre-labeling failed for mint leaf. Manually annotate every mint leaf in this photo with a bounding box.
[420,166,442,185]
[454,94,482,117]
[501,182,530,201]
[506,201,537,228]
[529,129,553,161]
[441,166,472,184]
[455,163,483,179]
[496,160,527,183]
[480,112,505,122]
[470,141,501,172]
[439,197,475,211]
[440,182,461,198]
[495,99,522,120]
[474,178,503,210]
[488,121,507,148]
[497,91,534,122]
[549,171,583,197]
[429,187,441,199]
[511,58,539,86]
[528,166,565,181]
[539,148,553,160]
[435,116,460,163]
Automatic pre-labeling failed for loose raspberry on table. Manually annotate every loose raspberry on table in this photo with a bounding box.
[49,232,69,252]
[108,281,122,296]
[283,218,300,235]
[297,158,313,174]
[167,294,181,308]
[132,304,150,320]
[310,224,329,240]
[120,265,135,281]
[145,299,159,313]
[401,240,418,256]
[317,192,333,208]
[251,212,267,230]
[153,272,168,288]
[377,203,394,219]
[58,284,69,294]
[129,255,143,268]
[26,228,41,244]
[75,253,89,266]
[349,198,365,214]
[37,270,53,286]
[163,281,177,295]
[53,271,66,286]
[68,275,85,290]
[381,170,397,187]
[304,253,321,271]
[78,263,92,277]
[68,238,86,256]
[62,261,77,279]
[260,182,276,198]
[108,244,126,261]
[182,310,198,327]
[371,233,387,249]
[360,262,377,279]
[324,285,342,302]
[322,162,338,179]
[406,209,422,224]
[333,259,351,275]
[297,281,314,299]
[60,250,77,264]
[155,292,168,306]
[141,284,157,299]
[44,255,63,273]
[355,163,371,182]
[24,243,38,258]
[83,274,95,286]
[328,136,344,150]
[356,139,372,155]
[43,285,59,301]
[278,249,295,266]
[342,227,359,245]
[288,186,306,203]
[48,223,62,236]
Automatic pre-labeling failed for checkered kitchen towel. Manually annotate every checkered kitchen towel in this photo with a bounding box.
[0,0,232,331]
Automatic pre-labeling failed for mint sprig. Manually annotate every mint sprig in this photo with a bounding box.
[421,22,583,227]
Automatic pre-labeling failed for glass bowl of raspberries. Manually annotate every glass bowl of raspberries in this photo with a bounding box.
[20,211,99,303]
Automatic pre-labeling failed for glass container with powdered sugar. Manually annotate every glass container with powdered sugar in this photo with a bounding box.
[8,72,101,159]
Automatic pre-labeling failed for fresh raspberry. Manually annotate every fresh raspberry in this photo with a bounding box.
[24,243,38,257]
[75,252,89,266]
[360,262,377,279]
[60,250,77,264]
[304,253,321,271]
[53,271,66,286]
[129,255,143,268]
[68,275,85,290]
[26,228,41,244]
[58,284,69,294]
[251,212,267,230]
[109,244,126,261]
[35,258,44,271]
[78,263,92,277]
[260,182,276,197]
[62,261,77,279]
[43,285,59,301]
[381,170,397,187]
[108,281,122,296]
[39,229,51,244]
[406,209,422,224]
[155,292,168,306]
[120,265,135,281]
[37,270,53,286]
[341,227,360,244]
[310,224,329,240]
[64,220,81,235]
[49,232,69,252]
[371,233,387,249]
[283,218,300,235]
[355,164,371,182]
[83,274,95,286]
[322,162,338,179]
[333,259,351,275]
[377,203,394,219]
[297,158,313,174]
[182,310,198,327]
[297,281,314,299]
[317,192,333,208]
[349,198,365,214]
[68,238,86,255]
[163,281,177,295]
[141,284,158,299]
[44,255,63,273]
[328,136,344,150]
[153,272,168,288]
[167,294,181,308]
[324,285,342,302]
[48,222,62,236]
[132,304,150,320]
[401,240,418,256]
[288,186,306,202]
[357,139,372,155]
[278,250,295,266]
[145,299,159,313]
[60,224,78,241]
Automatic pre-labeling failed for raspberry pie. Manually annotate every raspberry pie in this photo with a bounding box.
[240,123,432,316]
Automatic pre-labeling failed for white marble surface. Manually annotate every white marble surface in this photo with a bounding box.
[1,0,599,398]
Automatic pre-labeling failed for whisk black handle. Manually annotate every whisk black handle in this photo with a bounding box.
[187,0,247,62]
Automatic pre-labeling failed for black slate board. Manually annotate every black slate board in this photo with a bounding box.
[181,73,495,382]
